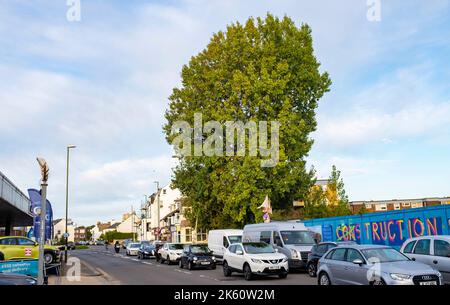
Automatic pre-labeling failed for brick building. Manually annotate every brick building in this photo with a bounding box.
[350,197,450,214]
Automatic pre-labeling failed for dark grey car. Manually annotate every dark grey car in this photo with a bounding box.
[317,244,443,285]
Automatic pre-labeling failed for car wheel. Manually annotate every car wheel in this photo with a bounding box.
[371,278,386,285]
[188,261,193,270]
[307,262,317,277]
[278,273,288,279]
[318,272,331,286]
[166,256,171,265]
[44,252,54,264]
[223,261,232,277]
[244,264,253,281]
[179,260,184,269]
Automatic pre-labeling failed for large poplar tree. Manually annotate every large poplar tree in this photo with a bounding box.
[164,14,331,229]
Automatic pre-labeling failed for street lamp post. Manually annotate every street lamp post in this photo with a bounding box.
[64,145,76,263]
[36,157,49,285]
[154,181,160,240]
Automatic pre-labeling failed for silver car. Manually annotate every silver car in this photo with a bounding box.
[317,244,443,285]
[400,235,450,284]
[126,242,141,256]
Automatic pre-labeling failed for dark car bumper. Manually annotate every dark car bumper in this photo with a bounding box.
[288,259,307,270]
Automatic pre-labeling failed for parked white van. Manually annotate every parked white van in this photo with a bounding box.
[208,229,243,261]
[243,222,315,270]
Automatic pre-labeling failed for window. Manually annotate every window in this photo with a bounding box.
[403,241,416,254]
[434,240,450,257]
[280,231,315,245]
[402,202,411,207]
[362,248,409,263]
[235,245,243,253]
[316,244,329,254]
[0,238,16,245]
[346,249,364,263]
[411,202,423,208]
[17,238,35,246]
[228,245,236,253]
[223,236,229,248]
[394,203,401,210]
[375,204,387,211]
[414,239,431,255]
[330,248,347,261]
[260,231,271,244]
[273,231,283,247]
[325,249,335,259]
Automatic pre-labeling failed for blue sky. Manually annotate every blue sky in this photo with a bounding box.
[1,0,449,226]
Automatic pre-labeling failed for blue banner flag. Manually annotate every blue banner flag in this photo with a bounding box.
[27,189,53,242]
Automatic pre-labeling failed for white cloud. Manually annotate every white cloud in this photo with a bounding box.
[315,65,450,146]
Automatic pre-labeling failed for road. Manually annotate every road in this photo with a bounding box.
[69,246,316,285]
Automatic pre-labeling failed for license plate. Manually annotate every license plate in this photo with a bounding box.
[269,266,280,270]
[201,262,210,265]
[420,281,437,285]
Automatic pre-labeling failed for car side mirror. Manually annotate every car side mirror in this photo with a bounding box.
[274,248,279,253]
[236,250,243,255]
[353,259,364,265]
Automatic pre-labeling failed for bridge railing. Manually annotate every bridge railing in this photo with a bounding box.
[0,171,31,215]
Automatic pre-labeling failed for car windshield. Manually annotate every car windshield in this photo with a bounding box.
[169,244,184,250]
[191,245,210,254]
[141,241,150,246]
[280,231,315,245]
[243,243,275,254]
[228,235,242,244]
[361,248,409,263]
[130,243,141,248]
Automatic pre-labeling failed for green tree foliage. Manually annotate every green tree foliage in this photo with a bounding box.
[164,14,331,229]
[302,165,352,219]
[100,231,136,243]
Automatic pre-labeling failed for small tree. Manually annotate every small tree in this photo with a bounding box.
[326,165,352,217]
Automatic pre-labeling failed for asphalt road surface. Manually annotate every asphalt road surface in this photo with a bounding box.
[69,246,316,285]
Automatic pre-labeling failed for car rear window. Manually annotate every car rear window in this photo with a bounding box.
[403,240,416,253]
[414,239,430,255]
[434,240,450,257]
[330,248,346,261]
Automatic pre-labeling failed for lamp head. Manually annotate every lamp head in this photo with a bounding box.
[67,145,76,149]
[36,157,49,182]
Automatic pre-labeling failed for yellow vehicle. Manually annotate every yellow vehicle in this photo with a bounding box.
[0,236,61,265]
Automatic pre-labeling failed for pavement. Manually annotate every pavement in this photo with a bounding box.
[50,246,316,285]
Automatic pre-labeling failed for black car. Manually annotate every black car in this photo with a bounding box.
[179,244,216,270]
[0,272,37,285]
[306,241,356,277]
[137,241,155,259]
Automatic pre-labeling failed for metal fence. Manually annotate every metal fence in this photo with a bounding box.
[0,170,31,214]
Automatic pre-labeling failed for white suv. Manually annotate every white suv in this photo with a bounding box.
[158,243,184,265]
[222,242,289,280]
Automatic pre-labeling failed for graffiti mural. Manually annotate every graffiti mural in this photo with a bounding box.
[304,206,450,249]
[336,224,361,242]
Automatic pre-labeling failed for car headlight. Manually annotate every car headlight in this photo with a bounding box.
[390,273,411,281]
[290,249,299,259]
[282,257,288,263]
[193,256,198,261]
[436,271,442,278]
[212,256,216,261]
[251,259,263,264]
